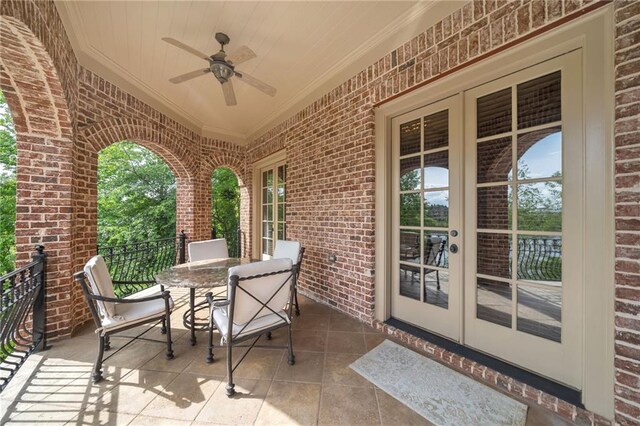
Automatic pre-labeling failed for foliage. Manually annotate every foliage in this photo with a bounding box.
[0,90,16,276]
[512,166,562,232]
[97,141,176,247]
[211,167,240,255]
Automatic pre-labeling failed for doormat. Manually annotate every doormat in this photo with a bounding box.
[350,340,528,426]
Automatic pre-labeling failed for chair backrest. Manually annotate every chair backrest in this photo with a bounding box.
[83,255,117,319]
[273,240,301,265]
[425,237,443,266]
[227,258,293,325]
[188,238,229,262]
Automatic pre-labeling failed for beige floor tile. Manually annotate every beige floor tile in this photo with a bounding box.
[140,373,222,421]
[326,331,367,354]
[70,408,137,425]
[255,381,321,425]
[298,302,333,316]
[195,378,271,424]
[291,329,327,352]
[3,401,80,425]
[323,352,374,388]
[364,333,386,351]
[376,388,431,425]
[183,347,230,377]
[274,350,324,383]
[258,327,289,347]
[292,313,331,331]
[318,384,381,425]
[96,369,178,415]
[104,340,166,371]
[329,312,365,332]
[233,348,284,380]
[129,414,191,426]
[141,343,198,374]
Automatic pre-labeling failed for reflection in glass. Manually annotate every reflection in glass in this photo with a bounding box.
[517,181,562,232]
[517,71,561,130]
[424,110,448,151]
[400,193,421,227]
[278,203,285,222]
[263,238,273,255]
[277,223,285,241]
[278,165,286,185]
[399,264,420,300]
[400,230,421,263]
[423,234,447,267]
[423,151,449,189]
[263,187,273,204]
[477,185,511,230]
[477,87,512,138]
[263,222,273,238]
[517,128,562,180]
[400,156,421,191]
[517,284,561,342]
[400,119,421,156]
[424,191,448,228]
[263,205,272,221]
[477,233,512,279]
[263,170,273,187]
[423,231,449,268]
[424,271,448,309]
[477,277,512,328]
[517,236,562,282]
[477,137,512,184]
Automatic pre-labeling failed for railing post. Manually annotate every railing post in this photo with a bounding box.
[211,228,216,239]
[31,245,47,351]
[179,230,187,264]
[237,227,242,258]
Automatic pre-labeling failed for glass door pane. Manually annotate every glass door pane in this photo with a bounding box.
[261,169,274,256]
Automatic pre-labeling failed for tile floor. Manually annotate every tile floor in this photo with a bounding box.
[1,290,573,425]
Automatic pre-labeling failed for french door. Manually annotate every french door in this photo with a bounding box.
[391,96,463,341]
[260,161,286,259]
[391,50,583,388]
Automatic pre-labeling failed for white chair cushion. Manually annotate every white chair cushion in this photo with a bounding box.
[100,293,174,333]
[227,258,293,325]
[188,238,229,262]
[84,255,117,318]
[273,240,301,265]
[213,308,289,342]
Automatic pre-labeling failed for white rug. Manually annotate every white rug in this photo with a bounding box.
[350,340,528,426]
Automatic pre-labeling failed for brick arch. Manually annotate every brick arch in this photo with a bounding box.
[0,15,74,338]
[80,118,195,182]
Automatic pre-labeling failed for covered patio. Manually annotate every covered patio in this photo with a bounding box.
[0,0,638,425]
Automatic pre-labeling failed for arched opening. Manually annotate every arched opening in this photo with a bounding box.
[211,167,240,257]
[97,141,176,246]
[0,89,16,276]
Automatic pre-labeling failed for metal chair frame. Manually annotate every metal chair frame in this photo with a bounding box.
[206,265,296,397]
[73,271,174,383]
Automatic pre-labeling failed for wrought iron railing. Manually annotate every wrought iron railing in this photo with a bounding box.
[97,232,186,297]
[211,227,241,258]
[517,237,562,281]
[0,246,47,392]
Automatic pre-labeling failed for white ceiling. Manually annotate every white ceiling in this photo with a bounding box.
[56,1,459,144]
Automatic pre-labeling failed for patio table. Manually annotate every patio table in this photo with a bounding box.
[155,257,252,346]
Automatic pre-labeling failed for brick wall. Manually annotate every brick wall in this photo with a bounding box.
[613,1,640,424]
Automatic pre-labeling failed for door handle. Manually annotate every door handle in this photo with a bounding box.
[449,244,459,254]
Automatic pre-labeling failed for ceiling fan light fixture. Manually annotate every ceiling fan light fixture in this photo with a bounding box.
[211,61,234,83]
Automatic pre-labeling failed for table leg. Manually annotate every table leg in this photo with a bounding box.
[190,288,197,346]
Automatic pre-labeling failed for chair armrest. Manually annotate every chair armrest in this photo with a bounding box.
[205,292,230,308]
[89,290,171,304]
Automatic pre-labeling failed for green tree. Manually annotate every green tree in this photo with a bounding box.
[97,141,176,247]
[0,90,16,276]
[211,167,239,255]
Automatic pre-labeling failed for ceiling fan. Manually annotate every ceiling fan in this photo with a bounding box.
[163,32,276,106]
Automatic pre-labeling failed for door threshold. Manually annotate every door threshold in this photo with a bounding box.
[386,318,583,408]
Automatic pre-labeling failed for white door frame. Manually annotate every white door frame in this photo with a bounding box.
[374,7,614,418]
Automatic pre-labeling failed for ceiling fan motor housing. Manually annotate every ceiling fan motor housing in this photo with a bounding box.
[210,59,234,83]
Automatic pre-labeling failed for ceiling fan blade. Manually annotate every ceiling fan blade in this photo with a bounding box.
[235,71,276,97]
[162,37,210,61]
[222,81,237,106]
[169,68,210,84]
[226,46,256,65]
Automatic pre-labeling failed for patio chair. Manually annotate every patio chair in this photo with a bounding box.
[206,258,295,397]
[273,239,305,316]
[188,238,229,262]
[74,255,175,383]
